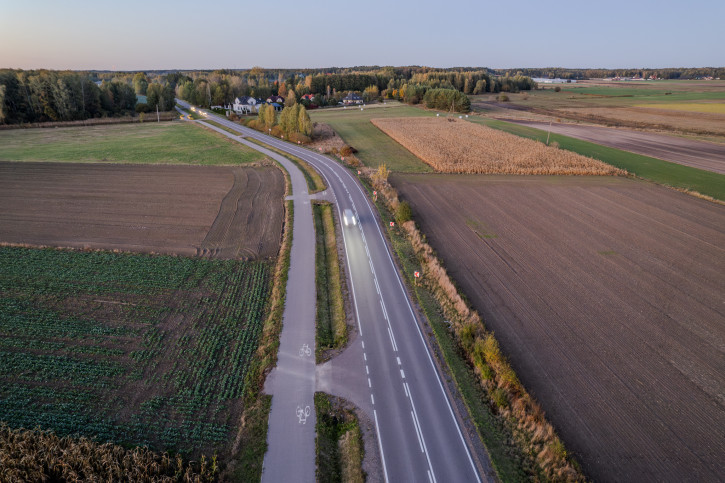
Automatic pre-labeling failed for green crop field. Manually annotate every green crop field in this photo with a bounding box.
[0,246,273,458]
[310,102,435,172]
[0,122,264,165]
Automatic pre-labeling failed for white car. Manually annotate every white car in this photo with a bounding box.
[343,209,357,226]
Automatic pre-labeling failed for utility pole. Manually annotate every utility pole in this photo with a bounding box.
[156,104,160,123]
[546,121,551,145]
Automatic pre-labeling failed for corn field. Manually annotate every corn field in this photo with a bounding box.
[0,246,273,466]
[371,117,625,176]
[0,423,216,481]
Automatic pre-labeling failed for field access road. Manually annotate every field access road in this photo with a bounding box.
[503,118,725,174]
[176,100,486,482]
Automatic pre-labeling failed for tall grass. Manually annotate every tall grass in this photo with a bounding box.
[371,117,624,176]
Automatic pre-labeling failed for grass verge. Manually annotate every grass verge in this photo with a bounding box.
[246,137,327,194]
[312,201,347,362]
[314,392,365,483]
[473,117,725,201]
[309,103,435,172]
[0,122,264,165]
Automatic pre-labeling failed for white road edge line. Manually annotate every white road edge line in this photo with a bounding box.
[373,409,390,483]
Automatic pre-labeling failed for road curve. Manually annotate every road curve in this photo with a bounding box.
[502,118,725,174]
[176,100,487,482]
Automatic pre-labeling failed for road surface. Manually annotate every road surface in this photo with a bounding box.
[176,100,487,482]
[503,118,725,174]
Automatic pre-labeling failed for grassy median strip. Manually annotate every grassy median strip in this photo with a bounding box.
[313,201,347,362]
[474,117,725,201]
[314,392,365,483]
[245,137,327,194]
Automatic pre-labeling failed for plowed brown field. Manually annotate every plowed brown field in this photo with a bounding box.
[391,173,725,482]
[0,162,284,259]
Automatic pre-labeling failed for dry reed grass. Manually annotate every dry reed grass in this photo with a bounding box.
[365,170,584,481]
[371,117,624,176]
[0,423,215,481]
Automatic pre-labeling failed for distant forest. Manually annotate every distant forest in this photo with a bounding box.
[1,66,721,124]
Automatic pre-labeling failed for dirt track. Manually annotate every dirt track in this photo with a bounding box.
[503,119,725,174]
[392,174,725,482]
[0,162,284,259]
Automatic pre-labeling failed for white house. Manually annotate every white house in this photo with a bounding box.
[232,96,259,114]
[342,92,363,105]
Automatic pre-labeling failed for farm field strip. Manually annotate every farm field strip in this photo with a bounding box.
[0,162,285,259]
[0,246,274,460]
[391,173,725,481]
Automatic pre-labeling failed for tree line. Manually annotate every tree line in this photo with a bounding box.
[491,67,725,80]
[0,70,180,125]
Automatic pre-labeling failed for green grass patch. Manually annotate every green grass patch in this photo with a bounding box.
[313,202,347,362]
[246,137,327,194]
[310,103,435,172]
[314,392,364,483]
[0,122,264,165]
[230,395,272,482]
[473,118,725,200]
[357,175,530,481]
[0,246,273,462]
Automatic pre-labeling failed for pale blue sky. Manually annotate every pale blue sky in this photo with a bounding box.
[1,0,723,70]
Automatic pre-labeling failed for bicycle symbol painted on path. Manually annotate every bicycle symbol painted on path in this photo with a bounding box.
[299,343,312,357]
[296,405,311,424]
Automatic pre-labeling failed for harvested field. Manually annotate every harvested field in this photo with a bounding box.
[502,119,725,174]
[0,162,284,260]
[391,173,725,482]
[371,117,623,175]
[560,106,725,136]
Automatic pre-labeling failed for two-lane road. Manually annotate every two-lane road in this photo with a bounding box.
[177,100,486,482]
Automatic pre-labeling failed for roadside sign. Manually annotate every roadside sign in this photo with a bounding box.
[357,170,361,175]
[373,191,377,195]
[414,271,420,278]
[390,221,394,227]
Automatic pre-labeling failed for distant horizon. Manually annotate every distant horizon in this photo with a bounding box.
[1,65,723,73]
[2,0,723,72]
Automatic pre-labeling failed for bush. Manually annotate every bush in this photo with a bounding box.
[135,103,150,113]
[554,86,561,92]
[289,132,311,144]
[492,387,509,409]
[498,94,509,102]
[340,145,356,156]
[396,201,412,224]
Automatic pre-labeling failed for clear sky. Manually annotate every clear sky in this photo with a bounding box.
[1,0,723,71]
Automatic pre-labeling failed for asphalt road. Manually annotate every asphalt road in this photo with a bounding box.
[503,118,725,174]
[176,100,485,482]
